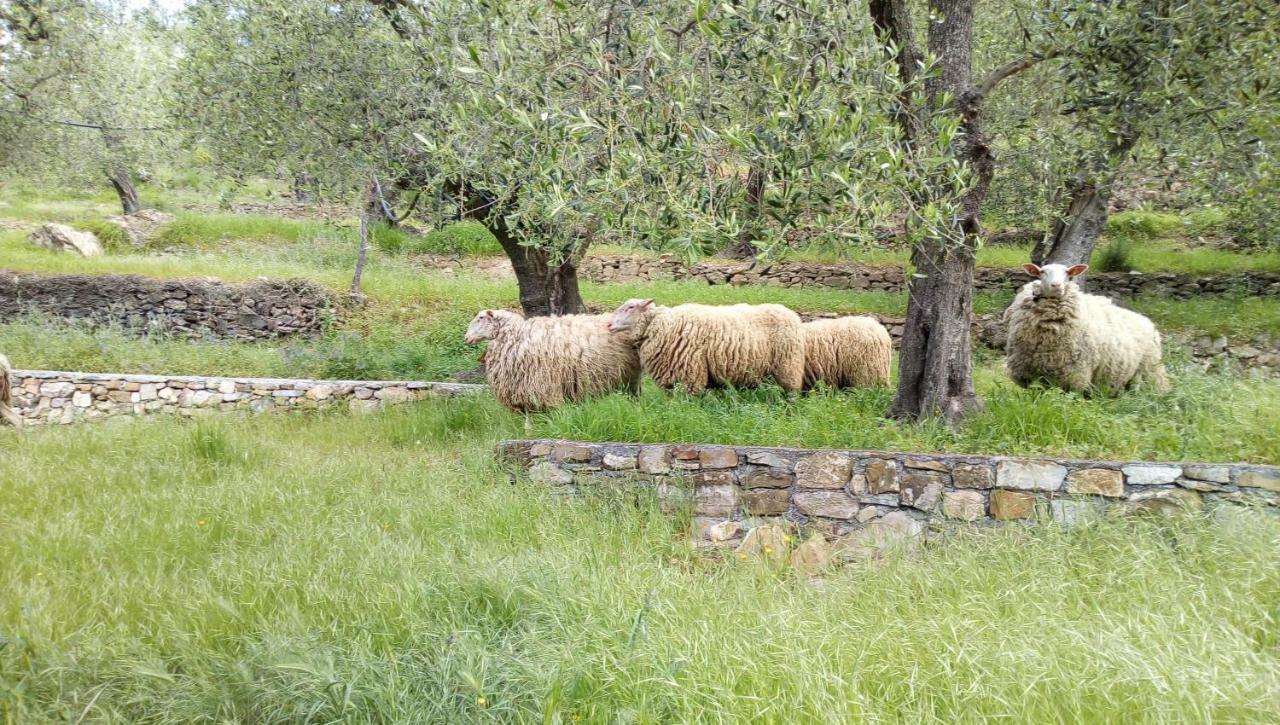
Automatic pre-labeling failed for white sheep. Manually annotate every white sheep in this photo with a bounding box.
[606,299,805,394]
[464,310,642,418]
[802,317,892,390]
[0,353,20,429]
[1005,263,1169,394]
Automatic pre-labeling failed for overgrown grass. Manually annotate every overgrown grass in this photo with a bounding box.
[532,363,1280,463]
[1,404,1279,721]
[151,213,332,249]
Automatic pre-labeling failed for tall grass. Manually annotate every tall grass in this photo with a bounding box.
[1,404,1278,721]
[531,364,1280,463]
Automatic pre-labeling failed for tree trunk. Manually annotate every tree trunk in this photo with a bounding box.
[351,193,371,297]
[1031,131,1141,269]
[365,177,399,228]
[890,244,979,423]
[873,0,987,422]
[451,181,587,317]
[490,219,586,317]
[1030,180,1109,267]
[720,165,766,260]
[108,168,141,215]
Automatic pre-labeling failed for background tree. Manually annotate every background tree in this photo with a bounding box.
[1,0,175,213]
[1029,0,1279,267]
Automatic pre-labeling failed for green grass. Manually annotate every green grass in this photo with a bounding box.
[151,213,332,249]
[2,403,1279,721]
[531,361,1280,463]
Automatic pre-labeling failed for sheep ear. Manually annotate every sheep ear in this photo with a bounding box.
[1067,264,1089,277]
[641,299,654,308]
[1022,263,1041,277]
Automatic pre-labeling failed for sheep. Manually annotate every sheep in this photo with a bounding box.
[1005,263,1169,394]
[606,299,805,394]
[801,316,892,390]
[464,309,642,421]
[0,353,20,429]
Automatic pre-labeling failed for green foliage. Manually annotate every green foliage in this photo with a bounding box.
[374,221,501,256]
[2,405,1280,720]
[73,219,131,252]
[1107,211,1182,240]
[151,213,325,250]
[1093,236,1134,273]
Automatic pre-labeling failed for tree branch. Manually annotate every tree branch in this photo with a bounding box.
[48,119,165,132]
[973,50,1059,100]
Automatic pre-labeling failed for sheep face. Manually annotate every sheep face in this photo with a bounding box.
[464,309,520,345]
[607,298,654,333]
[1023,263,1088,299]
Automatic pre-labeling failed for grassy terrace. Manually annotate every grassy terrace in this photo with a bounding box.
[2,403,1280,721]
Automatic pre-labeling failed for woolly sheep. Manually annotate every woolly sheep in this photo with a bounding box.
[0,353,19,428]
[801,317,892,390]
[606,299,805,394]
[1005,263,1169,394]
[464,309,642,415]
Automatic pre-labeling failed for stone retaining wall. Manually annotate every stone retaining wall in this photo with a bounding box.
[8,369,481,426]
[580,255,1280,298]
[499,440,1280,549]
[0,270,338,340]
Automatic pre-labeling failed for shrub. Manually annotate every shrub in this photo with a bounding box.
[389,221,502,256]
[1093,236,1134,272]
[73,219,131,252]
[1106,210,1181,239]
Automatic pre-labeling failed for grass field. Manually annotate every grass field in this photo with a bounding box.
[2,404,1279,722]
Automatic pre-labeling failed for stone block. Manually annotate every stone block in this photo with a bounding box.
[746,451,793,470]
[1237,469,1280,493]
[305,384,334,401]
[1050,499,1098,527]
[638,446,672,474]
[1182,465,1231,484]
[602,452,638,470]
[952,463,994,489]
[990,489,1035,520]
[1127,488,1203,515]
[551,443,593,463]
[528,461,574,486]
[794,451,853,489]
[1065,468,1124,498]
[735,525,789,564]
[942,490,986,522]
[740,468,793,489]
[706,520,743,542]
[905,458,949,472]
[699,447,739,469]
[694,470,735,486]
[793,491,858,520]
[741,488,791,516]
[996,460,1066,491]
[694,485,738,516]
[790,533,832,576]
[1122,464,1182,486]
[899,471,945,512]
[864,459,899,494]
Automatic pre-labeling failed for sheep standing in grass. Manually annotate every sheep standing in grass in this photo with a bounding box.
[464,310,642,420]
[1005,263,1169,394]
[0,354,20,428]
[606,299,805,394]
[801,317,892,390]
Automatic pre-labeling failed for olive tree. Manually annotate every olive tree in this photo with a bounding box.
[1,0,174,213]
[1030,0,1279,267]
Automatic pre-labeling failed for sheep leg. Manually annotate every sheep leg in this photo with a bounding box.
[523,412,532,434]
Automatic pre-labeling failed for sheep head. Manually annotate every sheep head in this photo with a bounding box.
[1022,263,1088,299]
[607,298,655,333]
[464,309,521,345]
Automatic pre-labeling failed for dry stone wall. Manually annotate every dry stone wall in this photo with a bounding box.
[580,255,1280,298]
[499,440,1280,547]
[0,270,337,340]
[8,369,480,426]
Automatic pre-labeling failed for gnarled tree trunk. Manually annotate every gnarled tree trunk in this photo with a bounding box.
[873,0,995,423]
[108,167,141,215]
[720,164,766,260]
[1032,128,1141,270]
[452,182,586,317]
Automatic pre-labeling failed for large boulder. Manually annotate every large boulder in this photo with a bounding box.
[27,223,103,257]
[106,209,174,247]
